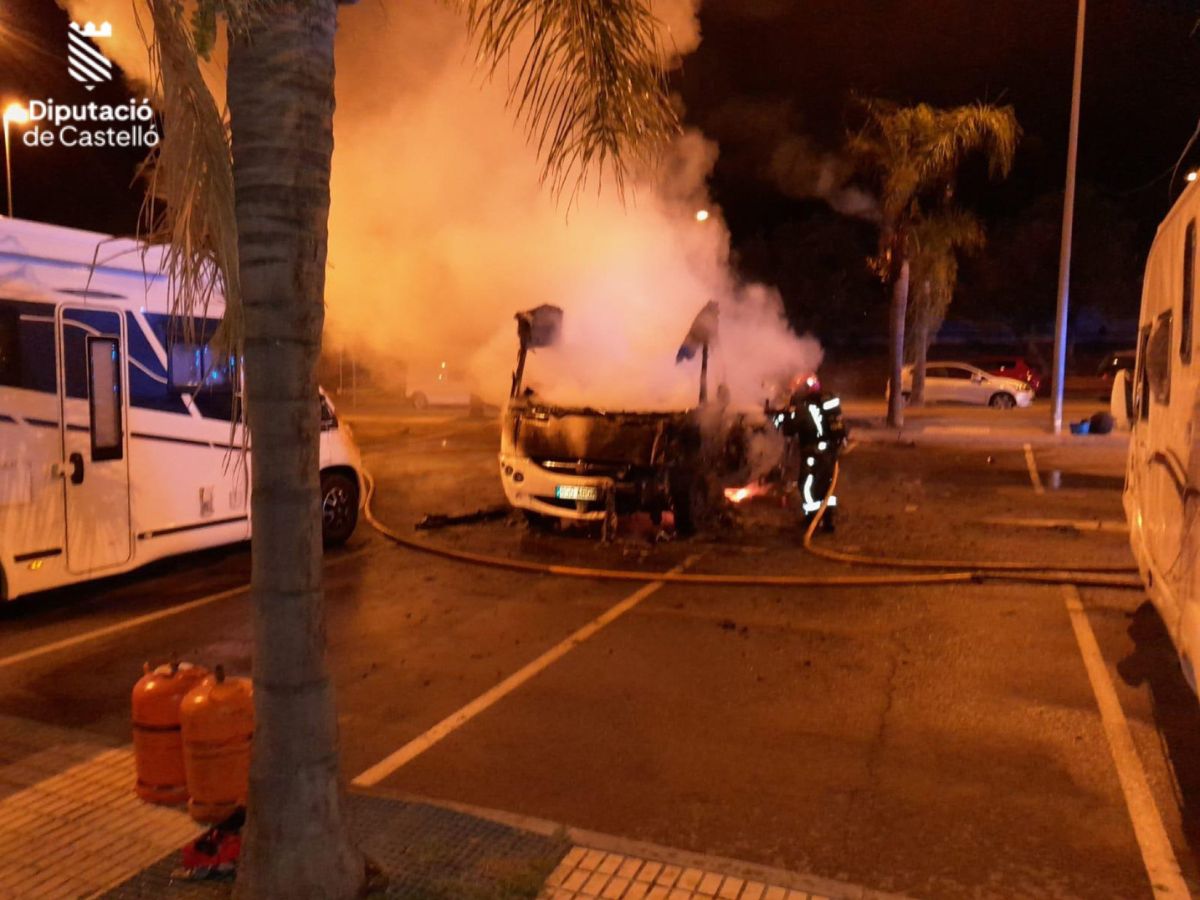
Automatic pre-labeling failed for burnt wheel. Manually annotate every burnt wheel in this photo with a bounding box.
[321,471,359,546]
[671,472,713,537]
[524,510,557,532]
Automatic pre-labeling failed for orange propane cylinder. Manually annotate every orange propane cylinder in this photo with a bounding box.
[131,660,209,805]
[180,665,254,824]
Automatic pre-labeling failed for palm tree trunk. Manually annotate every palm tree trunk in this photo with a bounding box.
[887,258,910,427]
[910,290,929,408]
[227,5,362,898]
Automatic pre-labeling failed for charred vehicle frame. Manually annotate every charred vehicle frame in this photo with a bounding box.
[498,305,717,534]
[497,305,845,536]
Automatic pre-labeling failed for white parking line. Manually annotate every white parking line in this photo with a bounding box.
[0,587,247,671]
[981,516,1128,533]
[352,557,698,787]
[1024,442,1045,494]
[1063,585,1191,899]
[0,547,369,672]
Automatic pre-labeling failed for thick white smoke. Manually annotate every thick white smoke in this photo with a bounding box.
[325,1,821,410]
[60,0,824,411]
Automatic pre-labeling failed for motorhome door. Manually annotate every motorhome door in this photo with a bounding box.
[58,305,132,574]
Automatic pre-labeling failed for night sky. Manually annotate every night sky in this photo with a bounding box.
[3,0,1200,335]
[678,0,1200,235]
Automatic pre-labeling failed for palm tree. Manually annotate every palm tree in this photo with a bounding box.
[848,100,1019,427]
[142,1,677,897]
[906,208,986,406]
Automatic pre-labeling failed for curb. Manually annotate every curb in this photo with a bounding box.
[356,786,916,900]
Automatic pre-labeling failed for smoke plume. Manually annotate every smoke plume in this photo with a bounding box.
[61,0,823,411]
[769,134,880,222]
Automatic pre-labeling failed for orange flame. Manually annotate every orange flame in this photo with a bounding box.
[724,483,767,504]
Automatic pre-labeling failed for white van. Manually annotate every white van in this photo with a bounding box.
[0,217,364,602]
[1124,179,1200,691]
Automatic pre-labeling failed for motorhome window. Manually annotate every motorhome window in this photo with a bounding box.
[168,341,236,394]
[1183,220,1195,363]
[0,308,17,386]
[0,306,57,391]
[1136,327,1151,421]
[1146,311,1172,406]
[87,337,123,461]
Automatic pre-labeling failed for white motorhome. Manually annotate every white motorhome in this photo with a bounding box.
[0,217,364,602]
[1124,180,1200,691]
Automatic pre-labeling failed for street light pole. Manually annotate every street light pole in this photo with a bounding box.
[2,103,29,219]
[3,117,13,218]
[1050,0,1087,435]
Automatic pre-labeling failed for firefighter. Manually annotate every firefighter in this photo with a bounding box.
[778,375,847,531]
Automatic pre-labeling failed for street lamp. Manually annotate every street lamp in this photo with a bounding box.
[3,102,29,219]
[1050,0,1087,435]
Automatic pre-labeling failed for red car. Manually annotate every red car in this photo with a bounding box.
[970,355,1044,394]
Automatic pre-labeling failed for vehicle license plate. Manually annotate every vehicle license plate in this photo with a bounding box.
[555,484,599,501]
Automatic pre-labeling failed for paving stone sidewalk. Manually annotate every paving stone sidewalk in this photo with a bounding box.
[0,713,904,900]
[103,791,892,900]
[0,714,200,899]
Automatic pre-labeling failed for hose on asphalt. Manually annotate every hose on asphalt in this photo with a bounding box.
[800,461,1139,575]
[362,471,1142,591]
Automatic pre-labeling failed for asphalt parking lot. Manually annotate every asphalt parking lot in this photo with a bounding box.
[1,406,1196,899]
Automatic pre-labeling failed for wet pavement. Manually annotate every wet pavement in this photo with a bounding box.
[1,405,1196,899]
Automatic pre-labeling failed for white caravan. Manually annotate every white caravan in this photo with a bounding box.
[0,217,364,602]
[1123,179,1200,691]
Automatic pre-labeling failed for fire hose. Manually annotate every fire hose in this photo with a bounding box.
[800,460,1141,583]
[362,471,1142,590]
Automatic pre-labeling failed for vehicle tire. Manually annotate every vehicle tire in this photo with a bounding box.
[524,510,557,532]
[988,392,1017,410]
[671,471,712,537]
[410,391,429,410]
[901,391,911,405]
[320,470,359,546]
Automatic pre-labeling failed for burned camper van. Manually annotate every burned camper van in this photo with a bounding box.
[498,305,716,534]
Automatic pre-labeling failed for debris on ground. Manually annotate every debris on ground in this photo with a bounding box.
[416,506,511,530]
[1070,411,1115,435]
[173,807,244,880]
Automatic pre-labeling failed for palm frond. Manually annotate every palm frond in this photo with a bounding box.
[911,206,986,258]
[847,97,1018,274]
[138,0,240,357]
[458,0,680,198]
[920,103,1020,183]
[908,206,986,328]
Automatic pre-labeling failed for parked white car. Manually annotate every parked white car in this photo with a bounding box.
[899,361,1035,409]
